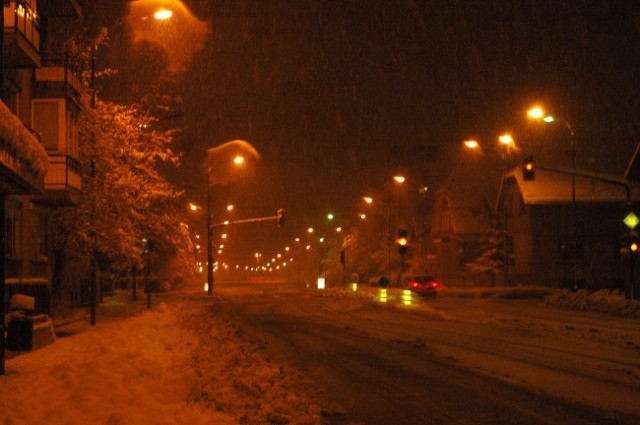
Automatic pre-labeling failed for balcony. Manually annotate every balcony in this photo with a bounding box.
[37,153,82,206]
[0,141,44,194]
[34,57,88,110]
[3,0,41,67]
[0,100,47,195]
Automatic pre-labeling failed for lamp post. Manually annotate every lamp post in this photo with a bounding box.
[205,140,259,295]
[528,106,578,290]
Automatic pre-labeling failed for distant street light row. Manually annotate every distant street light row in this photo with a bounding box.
[193,104,575,284]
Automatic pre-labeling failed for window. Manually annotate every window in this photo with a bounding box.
[37,213,49,258]
[67,108,79,157]
[5,203,22,260]
[33,100,61,151]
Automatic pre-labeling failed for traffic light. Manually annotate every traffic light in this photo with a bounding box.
[397,229,408,255]
[630,231,638,256]
[277,208,285,227]
[523,155,535,181]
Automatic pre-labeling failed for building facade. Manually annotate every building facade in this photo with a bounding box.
[497,168,638,292]
[2,0,85,315]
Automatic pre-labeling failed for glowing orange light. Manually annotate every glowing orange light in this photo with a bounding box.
[154,9,173,20]
[464,140,479,149]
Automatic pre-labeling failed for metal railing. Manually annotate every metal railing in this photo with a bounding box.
[3,0,40,51]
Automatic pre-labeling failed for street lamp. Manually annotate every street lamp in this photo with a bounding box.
[528,105,578,290]
[206,140,259,295]
[153,8,173,20]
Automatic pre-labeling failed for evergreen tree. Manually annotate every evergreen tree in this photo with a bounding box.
[466,217,506,284]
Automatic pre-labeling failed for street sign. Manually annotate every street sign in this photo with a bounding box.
[623,211,639,230]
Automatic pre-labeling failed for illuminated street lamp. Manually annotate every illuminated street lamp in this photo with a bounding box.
[499,133,514,147]
[206,140,259,295]
[154,8,173,20]
[464,135,514,155]
[464,139,480,149]
[527,106,555,123]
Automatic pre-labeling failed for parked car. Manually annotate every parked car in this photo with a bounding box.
[406,276,442,299]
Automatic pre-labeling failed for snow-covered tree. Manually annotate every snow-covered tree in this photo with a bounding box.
[52,100,193,295]
[466,217,507,285]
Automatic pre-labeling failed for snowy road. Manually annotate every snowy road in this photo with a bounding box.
[213,282,640,425]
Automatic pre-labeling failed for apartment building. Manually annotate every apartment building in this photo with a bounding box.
[2,0,85,315]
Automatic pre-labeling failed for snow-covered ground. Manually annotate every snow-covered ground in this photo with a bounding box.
[1,290,326,425]
[1,285,638,424]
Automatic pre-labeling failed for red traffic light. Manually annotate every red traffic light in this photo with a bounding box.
[523,155,536,181]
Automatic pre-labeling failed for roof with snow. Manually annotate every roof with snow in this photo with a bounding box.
[504,167,640,205]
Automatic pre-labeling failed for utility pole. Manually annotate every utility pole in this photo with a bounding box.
[0,195,5,376]
[1,2,7,375]
[206,183,214,296]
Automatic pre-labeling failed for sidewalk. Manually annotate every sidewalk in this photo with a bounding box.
[2,288,329,425]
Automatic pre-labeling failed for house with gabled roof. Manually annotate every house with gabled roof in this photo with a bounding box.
[429,154,505,286]
[429,145,640,291]
[497,167,640,291]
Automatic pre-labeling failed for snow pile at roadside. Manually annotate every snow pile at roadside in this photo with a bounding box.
[439,285,640,317]
[545,289,640,317]
[1,302,235,425]
[1,299,328,425]
[181,302,327,425]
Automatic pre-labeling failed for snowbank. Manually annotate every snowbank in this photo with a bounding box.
[1,295,328,425]
[545,289,640,317]
[1,302,235,425]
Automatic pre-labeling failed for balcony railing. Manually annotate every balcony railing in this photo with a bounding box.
[39,55,84,94]
[4,0,40,51]
[44,153,82,192]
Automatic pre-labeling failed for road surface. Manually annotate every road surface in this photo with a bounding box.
[210,281,640,425]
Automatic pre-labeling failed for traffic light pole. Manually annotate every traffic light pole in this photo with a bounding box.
[210,210,284,229]
[206,210,284,295]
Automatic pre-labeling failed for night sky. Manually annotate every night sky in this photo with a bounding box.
[103,1,640,268]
